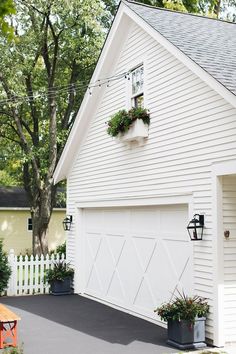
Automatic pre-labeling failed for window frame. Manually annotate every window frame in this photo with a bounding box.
[27,217,33,231]
[131,64,144,108]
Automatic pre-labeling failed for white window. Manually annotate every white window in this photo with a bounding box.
[131,65,144,108]
[27,218,33,231]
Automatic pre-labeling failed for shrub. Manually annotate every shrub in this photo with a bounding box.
[154,292,209,323]
[0,239,11,294]
[107,107,150,137]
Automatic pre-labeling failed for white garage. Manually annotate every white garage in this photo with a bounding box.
[81,205,193,322]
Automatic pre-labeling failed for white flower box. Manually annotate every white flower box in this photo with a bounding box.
[118,119,149,144]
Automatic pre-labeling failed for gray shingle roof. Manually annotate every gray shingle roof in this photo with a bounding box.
[0,187,29,208]
[124,0,236,96]
[0,187,66,208]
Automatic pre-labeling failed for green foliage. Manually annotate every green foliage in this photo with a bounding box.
[107,107,150,137]
[0,239,11,294]
[163,0,188,12]
[0,170,20,186]
[0,0,15,39]
[55,242,66,256]
[3,345,24,354]
[135,0,235,21]
[54,189,66,208]
[0,0,15,18]
[0,0,112,254]
[50,241,66,257]
[154,292,209,323]
[45,260,74,283]
[0,134,22,186]
[136,0,197,13]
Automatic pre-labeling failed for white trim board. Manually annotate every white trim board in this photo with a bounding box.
[211,159,236,347]
[75,193,193,208]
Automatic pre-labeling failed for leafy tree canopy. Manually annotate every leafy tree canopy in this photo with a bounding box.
[136,0,236,20]
[0,0,15,38]
[0,0,111,254]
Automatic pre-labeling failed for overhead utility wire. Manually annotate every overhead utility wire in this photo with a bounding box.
[0,71,131,106]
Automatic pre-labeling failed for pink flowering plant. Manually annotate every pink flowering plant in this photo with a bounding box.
[154,292,209,324]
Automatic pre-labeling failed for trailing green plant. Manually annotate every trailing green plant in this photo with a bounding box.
[107,107,150,137]
[154,292,209,324]
[45,260,74,283]
[0,239,11,295]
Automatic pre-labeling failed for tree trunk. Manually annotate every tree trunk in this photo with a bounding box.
[31,185,56,255]
[32,206,49,256]
[214,0,221,18]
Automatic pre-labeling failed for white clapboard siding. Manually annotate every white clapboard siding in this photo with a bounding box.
[7,250,66,296]
[66,22,236,341]
[223,175,236,342]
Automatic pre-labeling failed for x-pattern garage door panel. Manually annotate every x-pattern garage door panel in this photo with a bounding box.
[83,206,192,321]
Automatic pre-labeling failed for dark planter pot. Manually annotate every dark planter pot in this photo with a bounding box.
[167,317,207,350]
[50,277,72,296]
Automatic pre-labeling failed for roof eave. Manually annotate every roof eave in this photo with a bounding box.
[53,2,130,184]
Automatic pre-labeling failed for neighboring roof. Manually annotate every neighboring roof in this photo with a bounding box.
[124,0,236,96]
[0,187,66,209]
[0,187,29,208]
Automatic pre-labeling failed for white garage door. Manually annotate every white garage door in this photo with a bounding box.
[82,205,193,321]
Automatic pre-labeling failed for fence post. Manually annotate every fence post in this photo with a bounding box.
[7,249,16,296]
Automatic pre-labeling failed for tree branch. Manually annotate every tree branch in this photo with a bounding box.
[0,74,41,189]
[0,132,21,145]
[61,59,80,129]
[46,16,59,88]
[25,74,39,145]
[41,20,51,78]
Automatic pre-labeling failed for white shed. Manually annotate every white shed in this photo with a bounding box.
[54,0,236,347]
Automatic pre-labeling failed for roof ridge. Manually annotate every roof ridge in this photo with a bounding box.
[123,0,236,25]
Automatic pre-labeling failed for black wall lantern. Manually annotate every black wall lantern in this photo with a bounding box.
[187,214,204,241]
[62,215,73,231]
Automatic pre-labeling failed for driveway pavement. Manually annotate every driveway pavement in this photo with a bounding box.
[0,294,176,354]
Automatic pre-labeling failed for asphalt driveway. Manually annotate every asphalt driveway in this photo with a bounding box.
[0,294,176,354]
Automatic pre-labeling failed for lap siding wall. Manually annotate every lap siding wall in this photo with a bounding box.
[66,22,236,343]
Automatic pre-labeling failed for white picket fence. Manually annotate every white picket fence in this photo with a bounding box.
[6,249,66,296]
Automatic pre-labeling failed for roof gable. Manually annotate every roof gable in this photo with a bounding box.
[125,1,236,96]
[53,0,236,183]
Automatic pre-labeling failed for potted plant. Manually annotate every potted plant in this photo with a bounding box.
[154,292,209,350]
[107,107,150,143]
[45,260,74,296]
